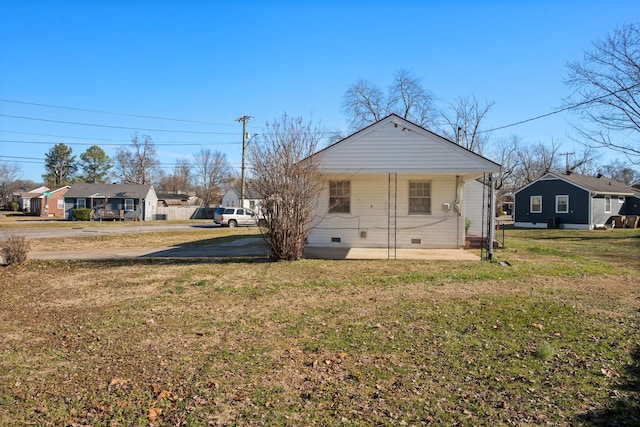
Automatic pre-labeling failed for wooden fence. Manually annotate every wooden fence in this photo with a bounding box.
[155,206,216,220]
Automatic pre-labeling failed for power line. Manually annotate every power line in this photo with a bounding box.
[0,139,240,147]
[0,114,238,135]
[0,98,236,126]
[480,82,640,134]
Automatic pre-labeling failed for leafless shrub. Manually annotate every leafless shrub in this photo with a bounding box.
[0,232,30,266]
[248,114,324,261]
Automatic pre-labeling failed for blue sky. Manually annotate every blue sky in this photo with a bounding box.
[1,0,638,183]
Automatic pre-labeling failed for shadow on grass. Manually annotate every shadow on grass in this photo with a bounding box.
[133,233,270,259]
[47,257,274,269]
[175,232,264,247]
[577,346,640,426]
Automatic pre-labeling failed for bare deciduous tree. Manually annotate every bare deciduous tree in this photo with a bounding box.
[515,139,562,188]
[193,149,231,207]
[565,23,640,161]
[157,159,193,194]
[342,69,438,130]
[488,136,521,192]
[441,95,495,154]
[115,133,161,184]
[248,114,324,261]
[0,162,21,208]
[596,159,639,184]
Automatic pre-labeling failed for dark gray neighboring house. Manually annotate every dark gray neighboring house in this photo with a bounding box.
[514,172,640,229]
[64,183,158,221]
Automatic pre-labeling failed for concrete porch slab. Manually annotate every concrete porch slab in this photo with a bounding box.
[304,247,481,261]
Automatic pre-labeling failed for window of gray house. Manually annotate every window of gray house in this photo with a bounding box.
[605,196,611,213]
[530,195,542,213]
[76,198,86,209]
[409,181,431,214]
[124,199,134,211]
[329,181,350,213]
[555,195,568,213]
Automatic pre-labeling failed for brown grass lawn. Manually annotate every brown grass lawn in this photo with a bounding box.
[0,226,638,426]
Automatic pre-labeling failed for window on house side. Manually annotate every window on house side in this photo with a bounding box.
[329,181,350,213]
[555,195,569,213]
[124,199,134,211]
[77,198,86,209]
[409,181,431,214]
[57,199,64,210]
[605,196,611,213]
[530,196,542,213]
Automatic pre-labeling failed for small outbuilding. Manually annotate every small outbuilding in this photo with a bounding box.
[513,172,640,229]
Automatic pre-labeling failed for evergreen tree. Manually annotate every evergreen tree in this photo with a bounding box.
[43,143,77,187]
[79,145,112,183]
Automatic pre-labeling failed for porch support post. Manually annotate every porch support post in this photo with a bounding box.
[487,173,496,261]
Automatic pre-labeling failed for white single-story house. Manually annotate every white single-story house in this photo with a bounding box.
[221,187,264,212]
[306,114,502,256]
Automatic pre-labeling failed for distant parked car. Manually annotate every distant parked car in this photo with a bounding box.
[213,207,266,228]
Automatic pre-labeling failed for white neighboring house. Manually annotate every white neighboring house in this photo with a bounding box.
[221,187,264,212]
[12,185,49,212]
[306,114,501,254]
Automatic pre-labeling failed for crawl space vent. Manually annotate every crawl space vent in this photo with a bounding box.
[411,238,422,245]
[331,237,341,243]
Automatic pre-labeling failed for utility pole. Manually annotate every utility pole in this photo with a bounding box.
[560,152,575,173]
[236,115,252,209]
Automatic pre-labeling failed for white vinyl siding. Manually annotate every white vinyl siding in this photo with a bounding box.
[317,120,501,174]
[309,174,463,249]
[530,196,542,213]
[555,195,568,213]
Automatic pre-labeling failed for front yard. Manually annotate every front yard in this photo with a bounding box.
[0,228,638,425]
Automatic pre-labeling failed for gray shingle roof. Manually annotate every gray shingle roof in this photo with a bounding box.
[65,183,153,199]
[553,172,639,195]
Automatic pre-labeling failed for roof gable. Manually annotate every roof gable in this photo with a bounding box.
[313,114,501,174]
